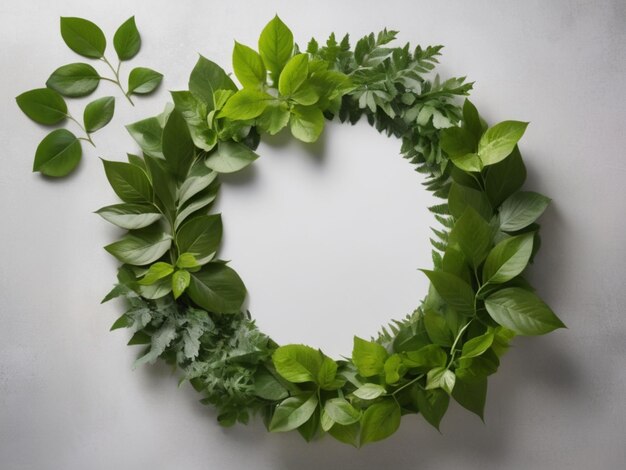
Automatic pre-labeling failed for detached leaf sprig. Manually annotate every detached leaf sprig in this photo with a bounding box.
[15,16,163,178]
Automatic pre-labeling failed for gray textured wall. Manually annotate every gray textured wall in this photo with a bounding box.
[1,1,625,469]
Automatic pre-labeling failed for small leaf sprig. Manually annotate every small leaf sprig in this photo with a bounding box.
[15,16,163,177]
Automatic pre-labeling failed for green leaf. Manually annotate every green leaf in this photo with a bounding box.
[257,103,290,135]
[352,337,388,377]
[33,129,81,177]
[289,105,325,143]
[423,308,454,346]
[83,96,115,133]
[102,159,152,203]
[452,376,487,420]
[384,354,404,384]
[278,54,308,97]
[60,17,106,58]
[46,63,100,97]
[272,344,322,383]
[220,89,275,120]
[128,67,163,95]
[139,277,172,300]
[353,383,386,400]
[176,253,200,269]
[104,226,172,266]
[462,99,484,140]
[317,356,339,389]
[114,16,141,60]
[254,369,288,401]
[176,214,222,265]
[421,270,475,317]
[402,344,447,371]
[485,288,565,335]
[126,117,163,159]
[448,181,492,221]
[426,367,456,394]
[232,41,266,88]
[171,91,216,151]
[269,393,318,433]
[172,270,191,299]
[450,153,483,172]
[138,262,174,285]
[177,162,217,207]
[482,234,534,284]
[485,147,526,207]
[413,387,449,431]
[461,331,494,359]
[359,399,401,446]
[457,349,500,380]
[16,88,67,125]
[145,155,176,211]
[174,185,219,230]
[187,263,247,314]
[478,121,528,166]
[95,203,161,230]
[258,15,294,81]
[189,56,237,109]
[499,191,551,232]
[328,422,359,447]
[449,207,494,268]
[205,141,259,173]
[162,109,195,180]
[324,398,360,426]
[440,126,477,158]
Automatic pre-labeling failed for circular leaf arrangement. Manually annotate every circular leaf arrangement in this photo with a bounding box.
[33,16,566,446]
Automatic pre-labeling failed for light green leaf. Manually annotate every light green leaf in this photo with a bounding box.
[138,262,174,285]
[353,383,386,400]
[289,105,325,143]
[114,16,141,61]
[478,121,528,166]
[60,17,106,58]
[317,356,338,389]
[384,354,404,384]
[258,15,294,81]
[139,277,172,300]
[172,270,191,299]
[485,288,565,335]
[483,234,534,284]
[324,398,360,426]
[278,54,308,97]
[360,399,401,446]
[205,141,259,173]
[402,344,447,371]
[187,263,247,314]
[451,153,483,172]
[83,96,115,133]
[232,41,266,88]
[320,408,334,432]
[95,203,161,230]
[126,117,163,159]
[352,337,388,377]
[46,63,100,97]
[128,67,163,95]
[449,207,494,268]
[257,103,290,135]
[176,214,222,265]
[104,226,172,266]
[220,89,275,120]
[461,332,494,359]
[16,88,67,125]
[102,159,152,203]
[171,91,216,152]
[426,367,456,394]
[176,253,200,269]
[499,191,551,232]
[269,393,318,433]
[272,344,322,383]
[33,129,81,177]
[421,270,475,317]
[189,56,237,109]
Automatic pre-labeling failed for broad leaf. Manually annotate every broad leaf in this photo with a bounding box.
[485,147,526,207]
[172,270,191,299]
[60,17,106,58]
[33,129,81,177]
[205,141,258,173]
[421,270,475,316]
[426,367,456,394]
[423,308,454,346]
[162,109,195,180]
[485,288,565,335]
[452,376,487,420]
[413,387,449,431]
[83,96,115,133]
[324,398,360,426]
[353,383,386,400]
[257,103,290,135]
[272,344,323,383]
[177,162,217,207]
[499,191,551,232]
[128,67,163,95]
[360,399,401,445]
[278,54,308,97]
[114,16,141,60]
[96,203,161,230]
[104,226,172,266]
[16,88,67,125]
[440,126,477,159]
[254,369,288,401]
[138,262,174,285]
[402,344,447,371]
[187,263,247,313]
[102,159,152,203]
[461,331,494,359]
[449,207,494,267]
[448,181,492,221]
[289,105,325,143]
[176,214,222,265]
[258,15,294,81]
[462,99,484,139]
[46,63,100,97]
[232,41,266,88]
[352,337,388,377]
[220,89,275,120]
[269,393,318,433]
[188,56,237,109]
[478,121,528,166]
[126,117,164,159]
[482,234,534,284]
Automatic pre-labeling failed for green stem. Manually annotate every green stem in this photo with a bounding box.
[67,114,95,147]
[391,374,425,396]
[447,320,473,367]
[101,56,134,106]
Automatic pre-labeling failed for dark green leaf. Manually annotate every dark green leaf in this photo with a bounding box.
[187,263,247,313]
[421,270,475,316]
[485,147,526,207]
[128,67,163,95]
[46,63,100,97]
[448,207,494,268]
[485,288,565,335]
[254,369,288,401]
[83,96,115,133]
[60,17,106,58]
[448,181,492,221]
[114,16,141,60]
[162,109,195,180]
[176,214,222,265]
[499,191,551,232]
[360,399,401,445]
[144,155,176,211]
[462,99,484,140]
[440,126,477,158]
[33,129,81,177]
[104,226,172,266]
[328,422,359,447]
[126,117,164,159]
[189,56,237,109]
[413,387,449,431]
[402,344,447,371]
[452,376,487,420]
[95,203,161,230]
[16,88,67,125]
[482,234,534,284]
[102,159,152,203]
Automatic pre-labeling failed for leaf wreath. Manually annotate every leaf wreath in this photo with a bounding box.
[30,15,566,446]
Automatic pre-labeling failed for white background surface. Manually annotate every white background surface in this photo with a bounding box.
[1,1,625,469]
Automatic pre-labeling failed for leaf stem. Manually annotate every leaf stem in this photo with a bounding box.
[67,114,96,147]
[391,373,424,396]
[447,320,473,367]
[101,56,134,106]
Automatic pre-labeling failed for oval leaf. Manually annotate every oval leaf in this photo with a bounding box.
[128,67,163,95]
[187,264,247,314]
[172,270,191,299]
[324,398,360,426]
[483,234,534,284]
[420,270,475,317]
[33,129,81,177]
[353,383,386,400]
[205,141,258,173]
[84,96,115,133]
[114,16,141,60]
[272,344,323,383]
[46,63,100,97]
[16,88,67,125]
[60,17,106,58]
[278,54,309,97]
[289,105,324,143]
[220,89,275,120]
[499,191,551,232]
[104,226,172,266]
[176,214,222,265]
[102,159,153,203]
[360,399,401,446]
[232,41,266,88]
[269,393,318,433]
[95,203,161,230]
[258,15,294,80]
[478,120,528,166]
